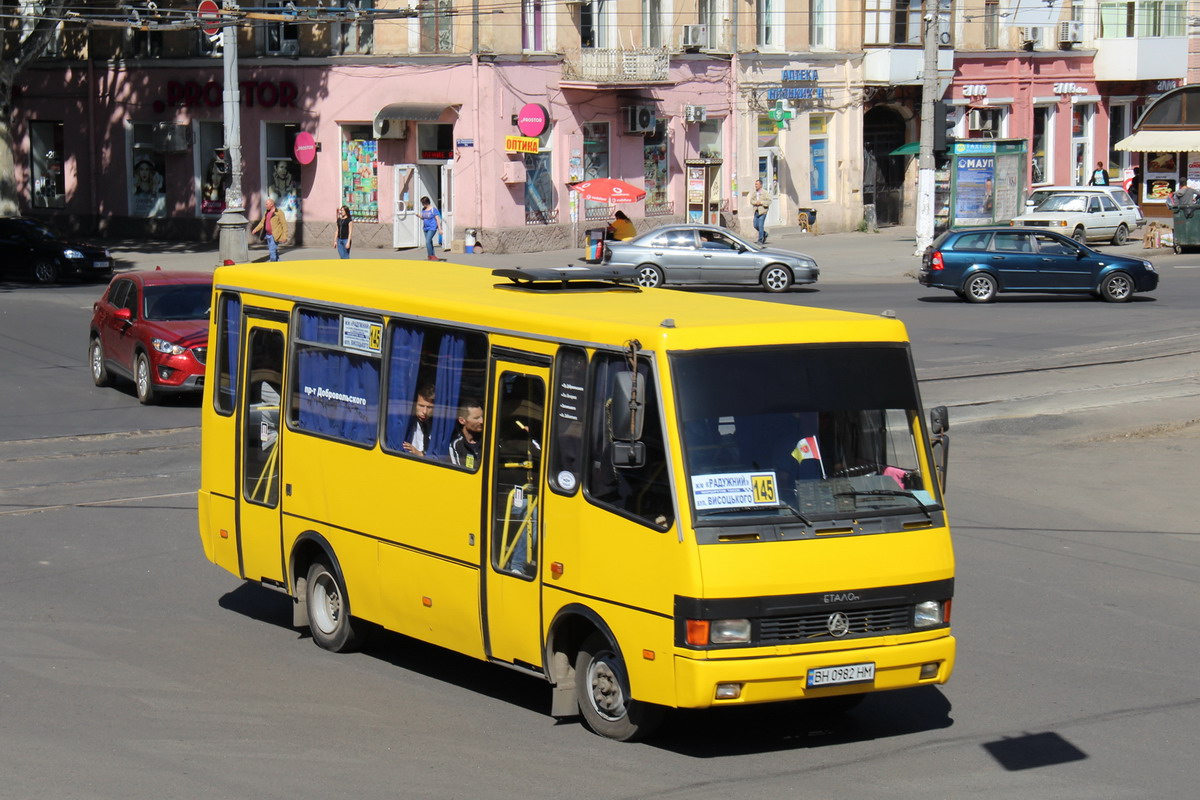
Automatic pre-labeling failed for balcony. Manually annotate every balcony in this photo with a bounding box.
[562,48,672,86]
[1093,37,1186,82]
[863,47,954,86]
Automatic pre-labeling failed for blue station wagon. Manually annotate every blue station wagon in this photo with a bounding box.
[919,227,1159,303]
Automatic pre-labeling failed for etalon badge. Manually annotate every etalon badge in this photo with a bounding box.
[826,612,851,638]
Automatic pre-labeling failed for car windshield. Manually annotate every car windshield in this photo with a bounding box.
[11,220,60,243]
[672,345,939,524]
[143,284,212,320]
[1037,195,1088,213]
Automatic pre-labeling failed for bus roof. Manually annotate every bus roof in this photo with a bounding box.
[213,259,909,351]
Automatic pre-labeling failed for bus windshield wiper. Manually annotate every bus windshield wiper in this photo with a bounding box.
[833,489,933,523]
[702,504,813,526]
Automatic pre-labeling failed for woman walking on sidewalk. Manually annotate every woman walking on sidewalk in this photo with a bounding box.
[420,196,443,261]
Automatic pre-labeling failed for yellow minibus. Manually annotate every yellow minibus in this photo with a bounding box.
[198,259,954,741]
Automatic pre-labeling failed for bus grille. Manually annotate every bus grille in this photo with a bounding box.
[758,605,911,643]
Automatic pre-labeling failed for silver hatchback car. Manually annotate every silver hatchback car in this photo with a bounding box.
[602,224,819,292]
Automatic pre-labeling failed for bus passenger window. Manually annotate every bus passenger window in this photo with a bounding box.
[214,293,241,414]
[585,354,674,529]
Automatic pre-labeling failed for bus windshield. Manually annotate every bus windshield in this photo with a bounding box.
[672,345,938,523]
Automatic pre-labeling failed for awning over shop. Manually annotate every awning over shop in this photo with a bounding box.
[889,141,920,156]
[1114,130,1200,152]
[373,103,457,138]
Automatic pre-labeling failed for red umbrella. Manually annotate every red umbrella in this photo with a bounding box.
[570,178,646,204]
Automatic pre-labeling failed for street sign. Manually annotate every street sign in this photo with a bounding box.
[198,0,221,37]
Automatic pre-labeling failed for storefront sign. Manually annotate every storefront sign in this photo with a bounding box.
[962,85,988,98]
[781,69,818,82]
[955,156,995,227]
[1053,82,1087,96]
[160,79,298,112]
[766,87,826,101]
[421,150,453,160]
[293,131,317,165]
[456,139,474,148]
[505,136,540,154]
[516,103,549,138]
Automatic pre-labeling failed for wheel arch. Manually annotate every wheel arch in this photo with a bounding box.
[544,603,626,718]
[288,530,345,628]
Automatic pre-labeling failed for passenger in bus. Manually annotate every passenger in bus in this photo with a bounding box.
[403,383,436,457]
[449,398,484,470]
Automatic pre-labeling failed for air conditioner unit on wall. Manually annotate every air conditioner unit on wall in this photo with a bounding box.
[625,106,656,135]
[373,119,408,139]
[682,24,707,50]
[1018,27,1039,46]
[1059,20,1084,44]
[279,39,299,56]
[152,123,191,153]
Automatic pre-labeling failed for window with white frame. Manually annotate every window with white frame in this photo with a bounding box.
[581,0,614,48]
[420,0,453,53]
[984,0,1000,49]
[336,0,375,54]
[1032,105,1053,184]
[643,0,664,47]
[757,0,784,50]
[700,0,721,50]
[1108,103,1131,177]
[865,0,922,46]
[522,0,547,51]
[967,107,1004,138]
[810,0,835,49]
[1099,0,1185,37]
[264,1,300,54]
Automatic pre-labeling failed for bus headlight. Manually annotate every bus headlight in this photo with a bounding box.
[710,618,751,643]
[914,600,946,628]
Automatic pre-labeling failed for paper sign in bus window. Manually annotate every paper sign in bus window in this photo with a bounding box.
[692,472,779,510]
[341,317,383,353]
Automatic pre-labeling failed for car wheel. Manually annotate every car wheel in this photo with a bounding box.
[1072,227,1087,244]
[635,264,664,288]
[89,337,111,387]
[134,352,157,405]
[1110,224,1129,246]
[760,265,793,293]
[33,260,59,284]
[1098,271,1134,303]
[574,632,664,742]
[964,272,998,303]
[305,559,363,653]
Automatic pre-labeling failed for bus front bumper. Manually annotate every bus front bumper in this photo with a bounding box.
[672,635,955,709]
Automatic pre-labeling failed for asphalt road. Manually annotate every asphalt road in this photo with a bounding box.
[1,264,1197,799]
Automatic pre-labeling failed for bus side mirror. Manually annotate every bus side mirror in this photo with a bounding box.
[929,405,950,491]
[609,371,646,469]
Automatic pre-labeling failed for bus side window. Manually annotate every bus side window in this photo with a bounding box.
[585,353,674,530]
[548,346,587,495]
[214,293,241,415]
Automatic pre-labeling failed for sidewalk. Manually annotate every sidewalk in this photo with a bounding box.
[105,224,925,285]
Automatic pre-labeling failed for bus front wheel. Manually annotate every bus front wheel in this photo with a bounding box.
[574,632,664,742]
[305,560,363,653]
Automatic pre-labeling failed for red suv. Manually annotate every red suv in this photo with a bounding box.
[89,270,213,404]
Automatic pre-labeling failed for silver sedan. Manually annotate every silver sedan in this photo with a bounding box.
[601,224,820,292]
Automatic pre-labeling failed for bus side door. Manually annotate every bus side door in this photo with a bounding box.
[237,318,288,585]
[484,363,550,669]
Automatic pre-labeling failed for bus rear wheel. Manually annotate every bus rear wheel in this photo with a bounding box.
[574,632,664,742]
[306,560,363,653]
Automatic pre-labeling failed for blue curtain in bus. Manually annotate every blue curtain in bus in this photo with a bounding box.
[220,294,241,411]
[297,308,340,344]
[295,346,380,446]
[428,332,466,457]
[384,325,425,452]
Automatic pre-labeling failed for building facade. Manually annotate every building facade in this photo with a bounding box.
[11,1,1192,251]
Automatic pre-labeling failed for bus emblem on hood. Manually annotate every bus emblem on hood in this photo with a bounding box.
[826,612,851,638]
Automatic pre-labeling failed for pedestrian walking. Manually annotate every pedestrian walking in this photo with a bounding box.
[749,178,770,245]
[1088,162,1109,186]
[334,204,353,259]
[420,196,443,261]
[251,197,288,262]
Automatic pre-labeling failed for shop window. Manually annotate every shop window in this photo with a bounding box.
[525,125,556,224]
[265,123,301,224]
[336,0,375,54]
[420,0,453,53]
[1108,104,1130,179]
[197,121,228,216]
[1032,105,1053,184]
[582,122,610,220]
[809,114,830,201]
[699,118,722,160]
[30,120,65,209]
[129,123,166,218]
[644,121,670,215]
[342,126,379,222]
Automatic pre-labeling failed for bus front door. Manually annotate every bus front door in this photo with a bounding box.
[237,320,288,585]
[484,365,549,669]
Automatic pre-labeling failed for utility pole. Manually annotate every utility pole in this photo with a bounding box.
[217,2,248,264]
[914,2,941,256]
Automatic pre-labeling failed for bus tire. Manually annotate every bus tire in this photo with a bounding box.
[306,559,362,653]
[574,632,664,742]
